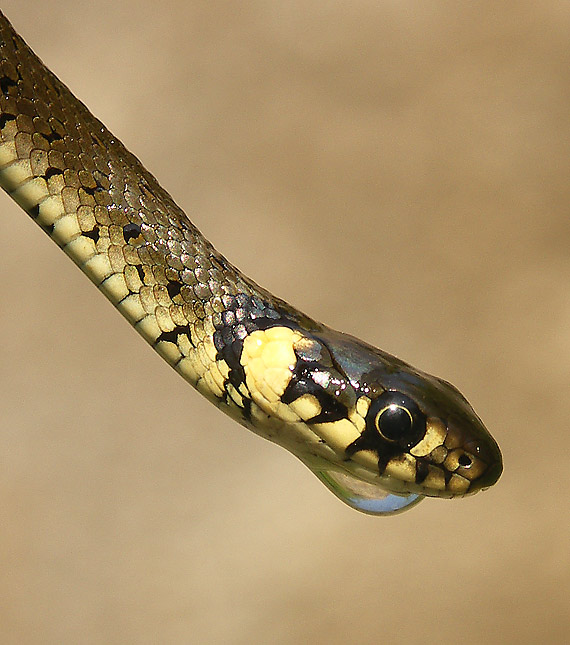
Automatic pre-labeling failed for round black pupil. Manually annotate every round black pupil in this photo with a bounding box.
[458,454,472,467]
[378,405,412,440]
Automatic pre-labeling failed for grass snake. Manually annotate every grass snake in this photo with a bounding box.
[0,11,502,515]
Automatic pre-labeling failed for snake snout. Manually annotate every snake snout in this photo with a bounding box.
[442,415,503,493]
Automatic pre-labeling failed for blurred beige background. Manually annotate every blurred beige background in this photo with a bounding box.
[1,1,568,643]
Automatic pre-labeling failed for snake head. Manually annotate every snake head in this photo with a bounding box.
[239,323,502,514]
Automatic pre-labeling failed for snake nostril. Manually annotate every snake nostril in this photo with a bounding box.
[458,454,472,468]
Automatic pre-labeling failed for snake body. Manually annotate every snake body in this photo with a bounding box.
[0,11,502,514]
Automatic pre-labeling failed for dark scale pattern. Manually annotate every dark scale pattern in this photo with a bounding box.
[0,10,321,415]
[210,292,305,412]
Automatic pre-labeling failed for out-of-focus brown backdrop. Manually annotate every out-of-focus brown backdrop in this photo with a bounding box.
[1,2,568,643]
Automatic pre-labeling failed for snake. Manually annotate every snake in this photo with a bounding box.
[0,10,502,515]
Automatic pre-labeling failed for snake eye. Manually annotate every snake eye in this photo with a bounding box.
[375,404,413,442]
[366,391,426,448]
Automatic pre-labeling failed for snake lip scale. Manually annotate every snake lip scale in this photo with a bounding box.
[0,11,502,515]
